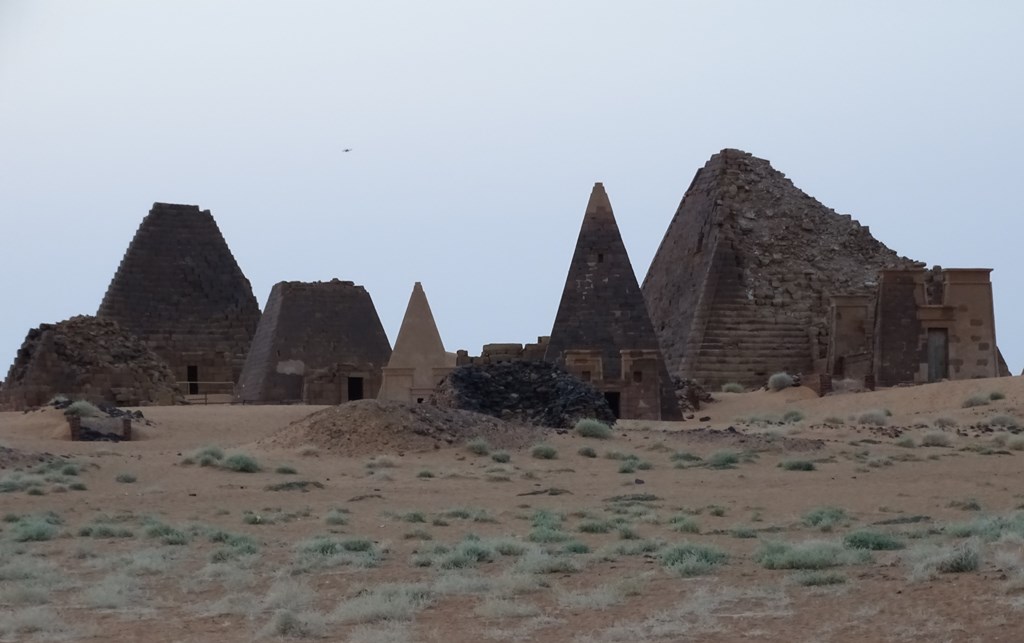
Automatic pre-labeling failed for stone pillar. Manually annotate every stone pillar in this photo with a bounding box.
[121,418,132,441]
[68,415,81,441]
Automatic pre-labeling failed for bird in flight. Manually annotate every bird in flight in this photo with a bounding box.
[343,148,352,153]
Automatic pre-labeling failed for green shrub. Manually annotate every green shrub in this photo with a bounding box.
[935,541,981,573]
[618,460,637,474]
[115,473,136,484]
[934,417,957,429]
[857,410,889,426]
[575,419,613,439]
[989,415,1019,429]
[324,509,348,526]
[578,520,614,534]
[1008,436,1024,451]
[962,395,989,408]
[222,453,260,472]
[660,542,728,576]
[756,540,859,570]
[577,447,597,458]
[12,518,59,542]
[705,451,740,469]
[669,515,700,534]
[466,438,490,456]
[65,400,102,417]
[920,432,952,448]
[896,436,916,448]
[779,460,815,471]
[416,470,434,478]
[768,372,794,391]
[275,466,297,475]
[490,451,510,463]
[802,506,847,532]
[720,382,744,394]
[563,540,590,554]
[531,444,558,460]
[782,410,805,423]
[843,529,905,550]
[823,416,845,425]
[989,391,1006,401]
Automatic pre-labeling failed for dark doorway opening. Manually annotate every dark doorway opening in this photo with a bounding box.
[187,365,198,395]
[604,391,621,418]
[347,377,365,401]
[927,328,949,382]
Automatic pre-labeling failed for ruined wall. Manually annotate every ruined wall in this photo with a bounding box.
[0,316,179,410]
[643,149,918,389]
[456,337,550,366]
[873,271,924,386]
[545,183,679,420]
[235,280,392,404]
[97,203,261,391]
[941,269,999,380]
[826,296,873,380]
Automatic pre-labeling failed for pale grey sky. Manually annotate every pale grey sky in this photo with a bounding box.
[1,1,1021,376]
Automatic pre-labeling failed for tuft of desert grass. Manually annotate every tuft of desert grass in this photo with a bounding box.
[720,382,744,394]
[921,432,952,448]
[768,372,794,391]
[575,418,614,439]
[962,394,989,408]
[660,542,728,576]
[466,438,491,456]
[530,444,558,460]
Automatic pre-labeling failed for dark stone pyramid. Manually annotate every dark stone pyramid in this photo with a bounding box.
[642,149,917,388]
[97,203,261,389]
[236,280,392,403]
[545,183,680,420]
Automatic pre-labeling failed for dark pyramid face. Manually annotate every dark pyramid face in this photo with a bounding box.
[236,280,392,403]
[97,203,261,388]
[545,183,662,369]
[545,184,679,420]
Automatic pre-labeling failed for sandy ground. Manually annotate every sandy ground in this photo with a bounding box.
[1,377,1024,642]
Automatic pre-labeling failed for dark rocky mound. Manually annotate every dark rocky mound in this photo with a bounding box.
[430,362,616,428]
[0,315,180,410]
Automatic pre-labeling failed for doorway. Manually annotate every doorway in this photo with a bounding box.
[347,377,365,401]
[926,329,949,382]
[187,365,198,395]
[604,391,621,418]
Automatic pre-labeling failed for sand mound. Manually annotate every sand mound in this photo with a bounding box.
[263,399,547,456]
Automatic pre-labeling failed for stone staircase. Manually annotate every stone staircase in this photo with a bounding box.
[688,301,814,389]
[680,246,815,389]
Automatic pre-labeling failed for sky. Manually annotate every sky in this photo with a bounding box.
[1,1,1021,377]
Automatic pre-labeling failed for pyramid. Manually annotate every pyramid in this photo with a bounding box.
[97,203,261,392]
[544,183,680,420]
[378,282,456,403]
[235,280,392,404]
[0,316,179,410]
[642,149,918,389]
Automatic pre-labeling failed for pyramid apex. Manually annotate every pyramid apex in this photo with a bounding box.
[585,182,613,217]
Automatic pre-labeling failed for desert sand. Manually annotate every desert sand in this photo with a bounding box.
[2,376,1024,642]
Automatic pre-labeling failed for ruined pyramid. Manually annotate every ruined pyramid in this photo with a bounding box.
[235,280,392,403]
[97,203,262,391]
[642,149,918,389]
[378,282,456,403]
[545,183,680,420]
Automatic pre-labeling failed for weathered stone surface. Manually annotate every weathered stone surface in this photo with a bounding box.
[0,315,180,410]
[97,203,261,392]
[430,361,616,428]
[235,280,392,404]
[643,149,918,388]
[545,183,681,420]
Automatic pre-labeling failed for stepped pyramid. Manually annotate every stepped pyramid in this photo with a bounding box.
[97,203,262,392]
[235,280,392,404]
[378,282,456,403]
[545,183,680,420]
[642,149,917,389]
